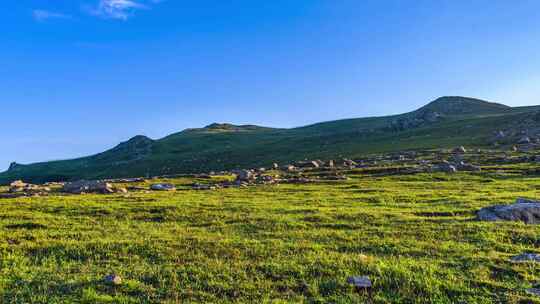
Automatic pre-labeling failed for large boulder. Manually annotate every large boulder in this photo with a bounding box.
[477,198,540,224]
[63,180,114,194]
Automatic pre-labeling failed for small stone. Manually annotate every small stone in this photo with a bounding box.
[526,288,540,296]
[518,136,531,144]
[510,253,540,263]
[343,159,358,167]
[436,163,457,173]
[346,276,372,288]
[283,165,296,172]
[115,187,128,193]
[234,170,255,182]
[457,163,481,172]
[150,183,176,191]
[104,274,122,286]
[453,146,467,154]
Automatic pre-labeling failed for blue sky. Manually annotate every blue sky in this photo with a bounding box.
[2,0,540,170]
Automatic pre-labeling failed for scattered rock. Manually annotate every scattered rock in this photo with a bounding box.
[234,170,255,182]
[296,161,320,169]
[510,253,540,263]
[343,159,357,168]
[518,136,531,144]
[456,162,481,172]
[115,187,128,194]
[150,183,176,191]
[10,180,27,188]
[104,274,122,286]
[283,165,296,172]
[477,198,540,224]
[435,162,457,173]
[8,180,51,195]
[347,276,372,289]
[283,177,317,184]
[453,146,467,154]
[192,183,216,190]
[526,288,540,297]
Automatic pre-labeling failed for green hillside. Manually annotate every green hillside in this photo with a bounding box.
[2,96,539,184]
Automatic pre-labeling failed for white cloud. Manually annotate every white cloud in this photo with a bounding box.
[33,10,71,22]
[89,0,158,20]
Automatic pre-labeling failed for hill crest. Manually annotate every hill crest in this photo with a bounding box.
[2,96,538,184]
[417,96,510,116]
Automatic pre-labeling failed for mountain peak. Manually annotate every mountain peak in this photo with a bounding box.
[113,135,154,151]
[419,96,510,116]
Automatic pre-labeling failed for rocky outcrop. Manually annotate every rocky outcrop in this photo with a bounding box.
[8,162,21,171]
[8,180,50,195]
[390,110,443,131]
[63,180,115,194]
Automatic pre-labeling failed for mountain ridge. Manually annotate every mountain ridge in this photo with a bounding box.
[2,96,540,184]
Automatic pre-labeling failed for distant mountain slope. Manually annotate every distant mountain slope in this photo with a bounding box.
[2,96,540,184]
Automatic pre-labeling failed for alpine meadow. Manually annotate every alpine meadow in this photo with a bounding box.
[2,1,540,303]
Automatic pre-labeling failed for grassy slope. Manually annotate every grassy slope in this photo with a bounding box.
[1,166,540,303]
[1,97,539,184]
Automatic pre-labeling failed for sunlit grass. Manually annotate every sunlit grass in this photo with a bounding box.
[0,166,539,303]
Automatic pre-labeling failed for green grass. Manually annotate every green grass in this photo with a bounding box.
[1,164,540,303]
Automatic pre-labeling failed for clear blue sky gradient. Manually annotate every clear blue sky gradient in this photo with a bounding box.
[2,0,540,170]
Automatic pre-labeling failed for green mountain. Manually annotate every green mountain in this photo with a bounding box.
[2,96,540,184]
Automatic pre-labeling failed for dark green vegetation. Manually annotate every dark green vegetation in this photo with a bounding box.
[1,161,540,303]
[2,96,540,184]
